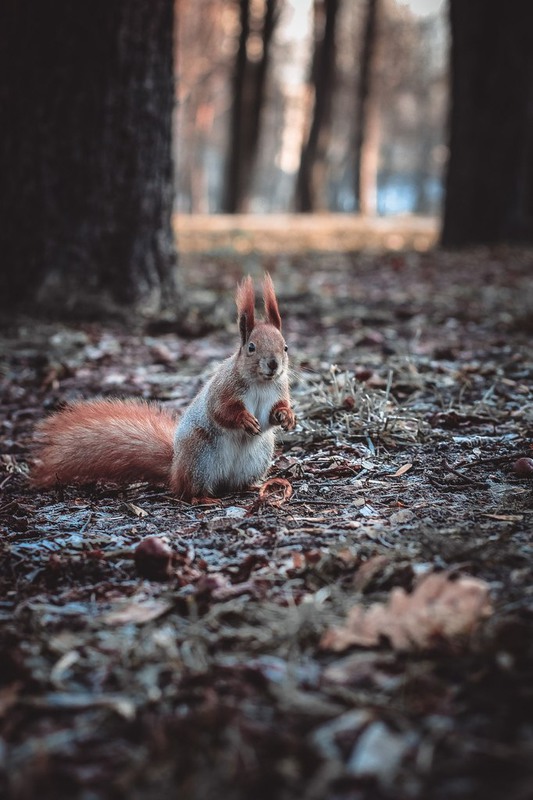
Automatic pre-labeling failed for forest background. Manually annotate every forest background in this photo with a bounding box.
[176,0,447,218]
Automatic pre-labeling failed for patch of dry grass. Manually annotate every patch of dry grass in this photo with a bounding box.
[294,365,431,447]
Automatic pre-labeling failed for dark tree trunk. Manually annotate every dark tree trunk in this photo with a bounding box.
[295,0,339,212]
[0,0,177,313]
[353,0,380,215]
[442,1,533,246]
[222,0,250,214]
[246,0,277,206]
[222,0,278,213]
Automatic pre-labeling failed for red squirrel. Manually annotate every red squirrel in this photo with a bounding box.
[32,275,296,503]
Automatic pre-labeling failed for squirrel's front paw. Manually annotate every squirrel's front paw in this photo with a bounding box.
[237,409,261,435]
[270,406,296,431]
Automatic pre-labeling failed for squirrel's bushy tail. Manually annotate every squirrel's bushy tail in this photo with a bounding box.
[32,399,176,488]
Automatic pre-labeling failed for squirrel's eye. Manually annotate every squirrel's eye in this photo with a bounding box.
[248,342,256,353]
[284,345,288,352]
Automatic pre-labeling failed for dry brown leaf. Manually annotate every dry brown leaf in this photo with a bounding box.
[389,509,415,525]
[258,477,293,506]
[392,463,413,477]
[353,555,390,592]
[103,598,173,626]
[125,502,149,518]
[321,572,492,652]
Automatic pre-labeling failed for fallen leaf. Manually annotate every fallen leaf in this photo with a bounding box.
[353,556,390,592]
[50,650,80,686]
[222,505,248,519]
[359,504,379,517]
[323,652,400,689]
[211,579,258,601]
[258,477,293,506]
[347,720,415,786]
[23,692,136,720]
[125,502,149,518]
[389,508,415,525]
[103,598,173,626]
[392,463,413,477]
[311,710,373,760]
[321,572,492,652]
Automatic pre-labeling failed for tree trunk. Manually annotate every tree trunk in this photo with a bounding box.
[442,0,533,246]
[222,0,278,213]
[245,0,278,211]
[353,0,380,215]
[222,0,250,214]
[0,0,177,313]
[295,0,339,212]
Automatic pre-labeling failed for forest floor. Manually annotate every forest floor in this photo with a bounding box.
[1,239,533,800]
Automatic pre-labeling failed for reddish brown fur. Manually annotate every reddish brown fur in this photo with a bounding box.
[32,399,176,488]
[212,398,253,430]
[169,427,212,500]
[262,273,282,331]
[269,400,296,430]
[168,459,194,499]
[209,381,255,431]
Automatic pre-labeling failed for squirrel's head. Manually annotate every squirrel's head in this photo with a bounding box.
[236,274,288,382]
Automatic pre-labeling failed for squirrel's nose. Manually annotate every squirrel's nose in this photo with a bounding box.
[267,358,279,373]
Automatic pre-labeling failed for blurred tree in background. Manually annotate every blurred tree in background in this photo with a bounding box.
[353,0,380,216]
[222,0,280,212]
[294,0,339,211]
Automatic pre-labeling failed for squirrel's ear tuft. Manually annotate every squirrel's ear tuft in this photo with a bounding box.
[262,273,282,331]
[236,275,255,345]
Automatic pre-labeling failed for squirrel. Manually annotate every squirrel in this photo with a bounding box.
[31,275,296,503]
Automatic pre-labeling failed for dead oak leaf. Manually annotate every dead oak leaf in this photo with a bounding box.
[321,572,492,652]
[258,477,293,506]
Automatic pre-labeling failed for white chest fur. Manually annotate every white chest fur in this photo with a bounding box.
[242,381,283,431]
